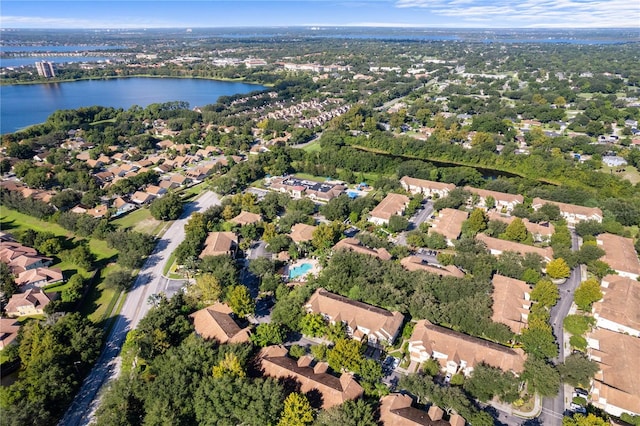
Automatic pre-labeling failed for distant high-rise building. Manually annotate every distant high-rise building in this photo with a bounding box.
[35,61,55,78]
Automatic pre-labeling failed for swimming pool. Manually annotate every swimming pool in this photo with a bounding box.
[289,263,313,280]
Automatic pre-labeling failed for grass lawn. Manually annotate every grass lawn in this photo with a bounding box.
[599,164,640,185]
[293,173,329,182]
[85,263,122,325]
[112,207,165,235]
[180,182,206,198]
[301,140,322,153]
[0,209,71,237]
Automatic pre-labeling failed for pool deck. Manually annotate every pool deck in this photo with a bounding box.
[287,258,321,282]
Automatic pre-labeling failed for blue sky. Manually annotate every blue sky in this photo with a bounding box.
[1,1,639,29]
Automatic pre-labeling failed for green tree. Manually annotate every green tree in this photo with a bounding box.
[189,273,222,304]
[574,278,603,311]
[212,352,246,379]
[463,208,488,236]
[250,323,286,347]
[311,222,344,251]
[520,316,558,359]
[501,217,531,243]
[546,258,571,279]
[150,192,183,221]
[388,215,409,232]
[563,315,595,336]
[226,285,255,318]
[278,393,314,426]
[522,357,561,397]
[299,313,328,338]
[314,399,377,426]
[562,413,609,426]
[557,353,599,388]
[103,269,133,291]
[530,279,559,308]
[327,338,364,373]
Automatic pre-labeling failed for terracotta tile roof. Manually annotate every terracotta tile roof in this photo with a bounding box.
[476,233,554,261]
[230,211,262,226]
[145,185,165,196]
[305,288,404,344]
[409,320,526,374]
[487,212,555,238]
[199,232,237,258]
[131,191,155,204]
[16,267,63,287]
[370,193,410,222]
[491,275,531,334]
[189,302,251,344]
[259,345,364,409]
[429,208,468,242]
[531,198,603,222]
[380,394,466,426]
[5,288,56,317]
[290,223,316,243]
[400,176,455,193]
[593,275,640,333]
[597,233,640,277]
[333,238,392,261]
[464,186,524,204]
[588,328,640,414]
[400,256,464,278]
[0,318,20,349]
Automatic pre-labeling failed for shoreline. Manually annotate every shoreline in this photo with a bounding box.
[0,74,274,88]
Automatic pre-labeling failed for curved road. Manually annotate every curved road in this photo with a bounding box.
[59,191,221,426]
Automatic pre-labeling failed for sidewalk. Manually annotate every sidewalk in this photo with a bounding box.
[489,393,542,419]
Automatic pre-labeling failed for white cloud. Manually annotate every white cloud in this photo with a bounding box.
[394,0,640,27]
[0,15,180,29]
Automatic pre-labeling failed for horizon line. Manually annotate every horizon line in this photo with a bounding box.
[3,25,640,30]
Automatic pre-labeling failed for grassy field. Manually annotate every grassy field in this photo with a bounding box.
[293,172,328,182]
[599,164,640,184]
[112,207,166,235]
[85,263,122,324]
[301,140,322,153]
[0,209,71,237]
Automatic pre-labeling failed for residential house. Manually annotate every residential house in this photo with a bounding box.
[476,233,554,262]
[168,174,189,186]
[290,223,317,243]
[429,208,468,246]
[199,232,238,258]
[259,345,364,409]
[230,211,262,226]
[587,328,640,416]
[380,394,466,426]
[145,185,167,197]
[491,275,531,334]
[0,318,20,350]
[368,193,411,226]
[189,302,251,344]
[592,275,640,337]
[131,191,155,205]
[487,211,554,242]
[408,319,526,376]
[268,177,345,203]
[5,288,56,317]
[87,204,108,218]
[0,241,52,274]
[531,198,603,226]
[305,288,404,346]
[112,197,136,217]
[333,238,392,261]
[596,233,640,280]
[400,256,465,278]
[16,267,63,288]
[159,180,180,191]
[400,176,455,199]
[156,139,174,150]
[464,186,524,212]
[154,163,173,174]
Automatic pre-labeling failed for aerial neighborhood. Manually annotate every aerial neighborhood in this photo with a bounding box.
[1,27,640,426]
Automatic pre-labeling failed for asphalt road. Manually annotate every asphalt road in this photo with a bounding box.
[395,200,434,246]
[59,191,221,426]
[540,230,582,426]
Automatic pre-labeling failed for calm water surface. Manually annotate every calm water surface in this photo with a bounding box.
[1,77,266,134]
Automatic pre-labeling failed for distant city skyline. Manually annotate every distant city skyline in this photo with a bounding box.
[1,0,639,29]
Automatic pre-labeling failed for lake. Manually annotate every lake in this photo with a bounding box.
[0,78,266,134]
